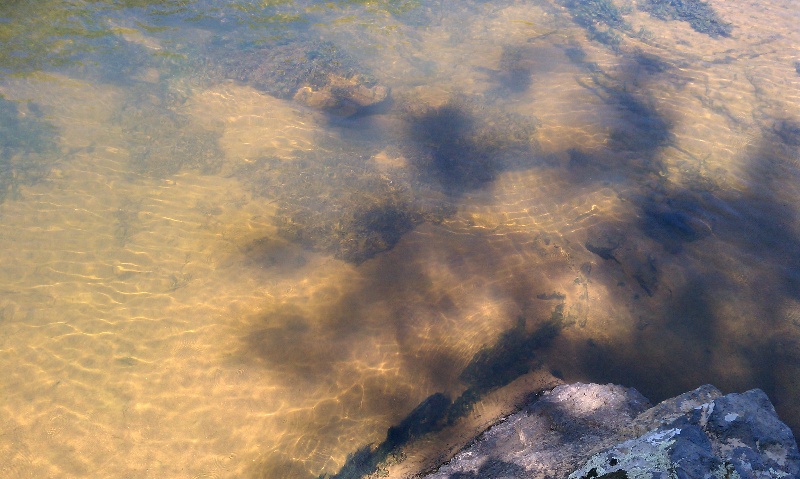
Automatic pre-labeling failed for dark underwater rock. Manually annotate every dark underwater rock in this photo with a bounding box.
[214,40,389,116]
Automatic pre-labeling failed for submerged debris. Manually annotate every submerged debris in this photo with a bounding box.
[639,0,732,37]
[212,40,389,116]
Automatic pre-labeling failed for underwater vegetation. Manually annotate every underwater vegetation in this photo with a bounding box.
[0,0,200,76]
[561,0,629,30]
[211,40,389,116]
[447,312,563,424]
[639,0,732,38]
[559,0,630,49]
[0,96,58,201]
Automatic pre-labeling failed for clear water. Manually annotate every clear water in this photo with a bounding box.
[1,0,799,477]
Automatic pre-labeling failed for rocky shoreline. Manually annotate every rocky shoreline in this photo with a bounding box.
[421,383,800,479]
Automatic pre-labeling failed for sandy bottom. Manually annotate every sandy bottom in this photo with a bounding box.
[1,1,799,478]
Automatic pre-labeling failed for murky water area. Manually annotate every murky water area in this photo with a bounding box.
[1,0,799,477]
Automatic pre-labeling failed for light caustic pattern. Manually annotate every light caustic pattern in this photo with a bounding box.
[1,0,800,478]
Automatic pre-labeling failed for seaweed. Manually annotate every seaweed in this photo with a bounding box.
[578,72,674,155]
[773,120,800,147]
[321,393,451,479]
[561,0,629,30]
[0,96,58,201]
[559,0,630,49]
[639,0,732,38]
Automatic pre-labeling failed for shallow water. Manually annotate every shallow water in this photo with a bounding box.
[1,0,799,477]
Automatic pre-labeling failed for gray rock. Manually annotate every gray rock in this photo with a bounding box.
[570,388,800,479]
[422,384,800,479]
[423,383,652,479]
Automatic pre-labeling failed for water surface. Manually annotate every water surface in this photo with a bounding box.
[1,0,800,477]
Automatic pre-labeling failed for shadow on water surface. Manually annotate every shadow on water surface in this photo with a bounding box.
[7,0,800,478]
[404,97,541,196]
[343,48,797,479]
[565,132,800,430]
[235,24,800,479]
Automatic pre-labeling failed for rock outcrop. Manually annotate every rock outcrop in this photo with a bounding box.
[423,383,800,479]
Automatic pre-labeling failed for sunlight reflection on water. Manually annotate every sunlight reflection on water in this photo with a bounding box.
[0,0,799,478]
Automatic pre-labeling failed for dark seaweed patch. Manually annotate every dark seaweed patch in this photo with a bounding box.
[639,0,732,38]
[560,0,630,49]
[632,52,671,75]
[494,45,534,94]
[411,104,495,192]
[561,0,629,30]
[640,199,711,253]
[210,40,388,116]
[219,41,369,99]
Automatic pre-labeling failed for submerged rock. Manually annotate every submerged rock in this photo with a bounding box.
[213,40,389,116]
[422,383,800,479]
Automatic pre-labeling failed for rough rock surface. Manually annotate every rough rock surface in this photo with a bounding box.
[422,383,800,479]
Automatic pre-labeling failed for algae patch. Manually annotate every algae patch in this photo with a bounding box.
[639,0,732,38]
